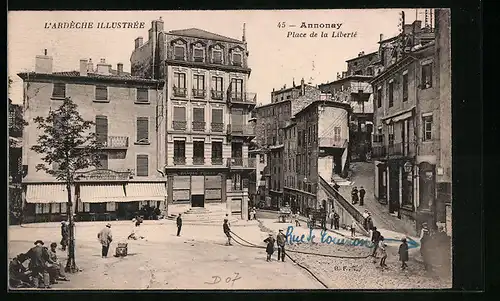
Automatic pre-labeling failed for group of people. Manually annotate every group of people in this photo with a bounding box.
[9,239,70,289]
[362,210,374,231]
[351,186,366,206]
[263,229,287,262]
[138,205,162,221]
[369,225,410,270]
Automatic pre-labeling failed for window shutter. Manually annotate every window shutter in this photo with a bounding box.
[233,53,242,65]
[194,49,204,59]
[212,109,223,123]
[174,141,186,157]
[137,88,149,102]
[95,115,108,144]
[174,46,185,58]
[136,155,149,176]
[52,83,66,98]
[213,51,222,63]
[137,117,149,142]
[173,107,186,121]
[95,86,108,100]
[193,108,205,122]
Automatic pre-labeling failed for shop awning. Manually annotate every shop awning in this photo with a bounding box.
[383,106,415,124]
[26,184,73,203]
[79,184,126,203]
[125,182,166,201]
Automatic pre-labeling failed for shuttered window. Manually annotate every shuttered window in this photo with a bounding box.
[174,140,186,157]
[213,50,222,63]
[232,53,242,66]
[174,46,185,60]
[136,155,149,176]
[193,48,204,61]
[95,115,108,144]
[193,108,205,122]
[95,85,108,101]
[52,83,66,98]
[212,109,223,123]
[136,117,149,143]
[136,88,149,103]
[173,107,186,121]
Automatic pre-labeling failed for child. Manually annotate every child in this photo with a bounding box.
[399,238,409,270]
[379,236,388,268]
[350,220,356,237]
[264,234,276,262]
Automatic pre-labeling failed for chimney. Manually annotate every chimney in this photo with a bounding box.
[358,51,365,57]
[379,33,384,41]
[337,72,341,80]
[35,49,53,74]
[80,59,88,76]
[342,71,347,78]
[283,84,286,89]
[117,63,123,75]
[87,58,94,72]
[96,58,111,75]
[404,24,413,35]
[301,78,305,95]
[135,37,144,49]
[413,20,422,33]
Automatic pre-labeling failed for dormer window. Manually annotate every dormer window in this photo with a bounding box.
[193,48,204,62]
[212,49,223,64]
[174,45,186,61]
[232,52,242,66]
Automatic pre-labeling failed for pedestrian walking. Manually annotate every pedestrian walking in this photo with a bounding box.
[223,219,232,246]
[252,208,257,220]
[350,220,356,237]
[378,236,388,267]
[176,214,182,237]
[351,187,359,205]
[264,234,276,262]
[333,212,340,230]
[276,229,286,262]
[60,221,69,251]
[97,223,113,258]
[371,226,381,257]
[367,213,374,230]
[295,210,301,227]
[359,186,366,206]
[362,210,369,230]
[420,222,431,270]
[399,238,409,270]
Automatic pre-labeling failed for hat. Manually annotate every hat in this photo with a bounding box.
[268,233,273,236]
[422,222,428,227]
[401,238,407,242]
[34,240,44,245]
[106,223,111,228]
[50,242,57,248]
[279,229,283,232]
[61,221,66,224]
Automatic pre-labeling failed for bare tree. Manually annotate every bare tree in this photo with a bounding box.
[30,97,101,273]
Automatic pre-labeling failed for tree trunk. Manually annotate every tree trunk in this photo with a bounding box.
[65,182,79,273]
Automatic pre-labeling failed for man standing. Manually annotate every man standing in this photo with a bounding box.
[60,221,69,251]
[25,240,51,288]
[359,186,366,206]
[276,229,286,262]
[223,219,232,246]
[420,222,431,270]
[333,212,340,230]
[362,210,369,230]
[371,226,381,257]
[351,187,359,205]
[176,214,183,236]
[97,223,113,258]
[329,211,335,229]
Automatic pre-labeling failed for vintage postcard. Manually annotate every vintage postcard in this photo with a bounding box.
[7,9,452,290]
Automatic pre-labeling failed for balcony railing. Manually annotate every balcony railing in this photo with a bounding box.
[173,87,187,98]
[227,157,257,168]
[192,121,206,132]
[173,121,187,131]
[97,136,129,149]
[387,142,415,157]
[192,89,206,99]
[211,122,224,132]
[211,90,224,100]
[193,157,205,165]
[211,157,224,165]
[174,157,186,165]
[318,138,347,148]
[227,124,256,136]
[229,92,257,104]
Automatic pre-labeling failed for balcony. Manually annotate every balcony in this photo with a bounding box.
[227,157,257,169]
[173,87,187,98]
[318,138,347,148]
[173,157,186,165]
[387,142,416,157]
[211,90,224,100]
[192,89,206,99]
[228,92,257,107]
[211,122,224,132]
[173,121,187,131]
[211,157,224,165]
[351,100,374,114]
[192,121,206,132]
[227,124,255,137]
[193,157,205,165]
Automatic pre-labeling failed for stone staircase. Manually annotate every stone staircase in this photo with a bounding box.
[177,204,240,225]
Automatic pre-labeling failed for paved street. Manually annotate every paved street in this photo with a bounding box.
[9,217,451,290]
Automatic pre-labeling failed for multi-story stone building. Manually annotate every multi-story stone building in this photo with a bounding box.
[18,51,167,222]
[370,16,444,236]
[130,19,256,216]
[282,100,351,215]
[9,99,24,224]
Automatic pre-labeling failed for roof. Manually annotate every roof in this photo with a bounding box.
[255,99,292,110]
[294,100,351,118]
[168,28,243,44]
[17,70,164,84]
[345,51,378,63]
[272,83,315,95]
[318,75,373,87]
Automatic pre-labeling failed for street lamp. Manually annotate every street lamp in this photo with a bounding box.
[403,161,413,173]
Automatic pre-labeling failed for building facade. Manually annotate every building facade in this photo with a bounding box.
[9,99,24,224]
[283,101,351,215]
[130,20,256,216]
[370,17,443,235]
[18,52,167,222]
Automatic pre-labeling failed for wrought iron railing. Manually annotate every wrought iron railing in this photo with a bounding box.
[227,124,256,136]
[173,157,186,165]
[173,121,187,131]
[318,138,347,148]
[192,89,206,99]
[211,157,224,165]
[173,87,187,98]
[211,90,224,100]
[229,92,257,104]
[192,121,206,132]
[227,157,257,168]
[193,157,205,165]
[211,122,224,132]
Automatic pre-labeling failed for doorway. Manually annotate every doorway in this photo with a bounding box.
[191,195,205,207]
[388,165,400,213]
[377,164,387,200]
[418,162,436,211]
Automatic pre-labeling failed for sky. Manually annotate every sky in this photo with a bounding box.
[7,9,432,105]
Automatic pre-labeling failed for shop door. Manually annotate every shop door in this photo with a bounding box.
[388,165,400,213]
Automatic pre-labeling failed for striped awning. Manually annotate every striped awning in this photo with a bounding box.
[79,184,126,203]
[26,184,73,203]
[125,183,166,201]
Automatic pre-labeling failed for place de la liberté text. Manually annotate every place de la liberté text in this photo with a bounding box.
[287,31,358,38]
